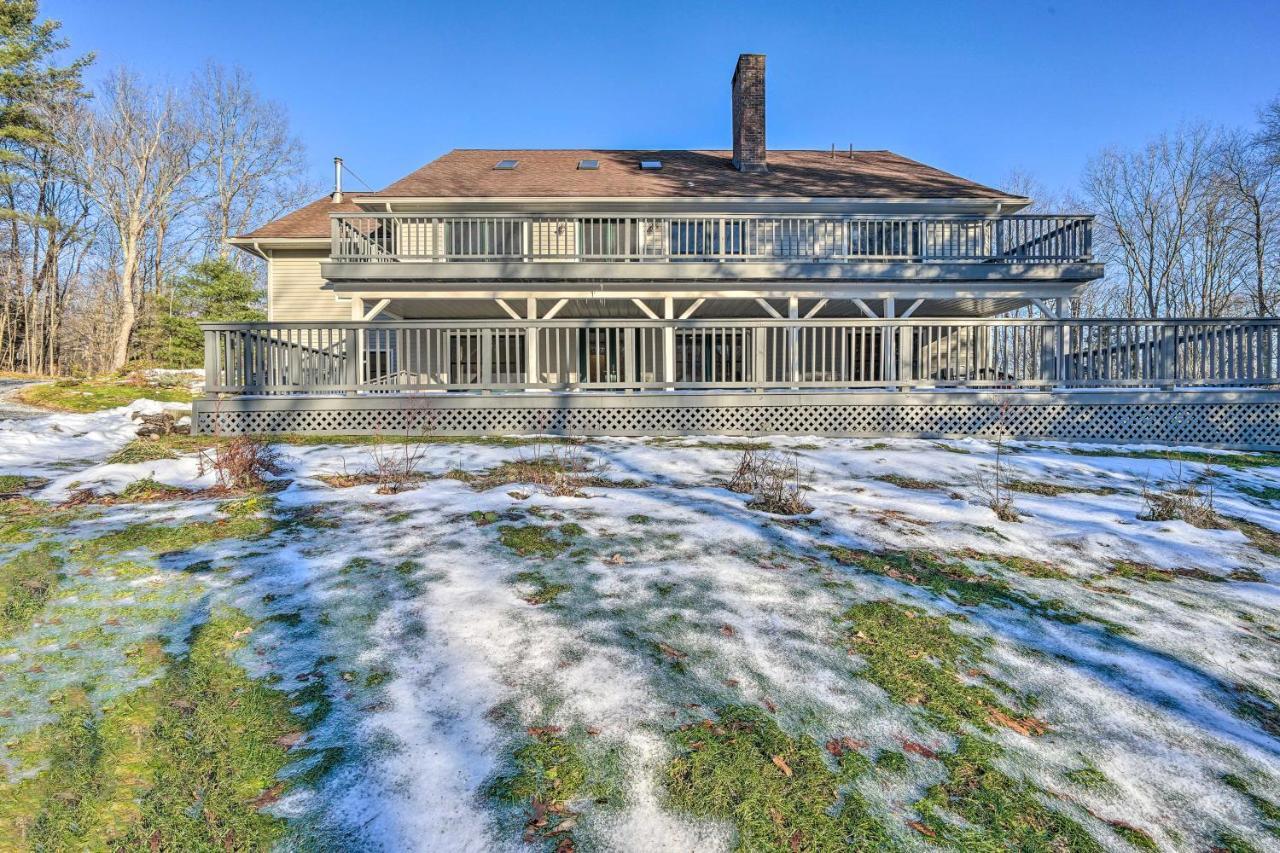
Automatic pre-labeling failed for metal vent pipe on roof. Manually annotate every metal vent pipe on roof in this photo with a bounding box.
[333,157,343,203]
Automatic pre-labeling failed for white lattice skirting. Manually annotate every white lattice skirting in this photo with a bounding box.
[191,390,1280,450]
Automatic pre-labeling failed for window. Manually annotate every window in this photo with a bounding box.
[577,159,599,170]
[639,160,662,170]
[494,159,519,170]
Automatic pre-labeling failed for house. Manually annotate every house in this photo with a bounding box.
[200,55,1279,448]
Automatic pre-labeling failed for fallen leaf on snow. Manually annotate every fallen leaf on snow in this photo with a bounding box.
[901,740,938,760]
[248,783,285,809]
[907,820,936,837]
[658,642,687,660]
[987,708,1048,737]
[275,732,304,750]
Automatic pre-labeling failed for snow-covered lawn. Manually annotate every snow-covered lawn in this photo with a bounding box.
[1,402,1279,851]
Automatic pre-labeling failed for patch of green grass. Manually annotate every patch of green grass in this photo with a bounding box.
[626,514,654,525]
[513,570,571,606]
[1212,830,1262,853]
[489,730,588,808]
[913,735,1102,851]
[106,434,215,465]
[665,705,895,851]
[1222,774,1280,835]
[931,442,973,454]
[1233,688,1280,738]
[0,498,84,544]
[0,474,45,496]
[218,495,276,517]
[961,550,1073,580]
[0,544,62,638]
[497,523,583,558]
[487,727,622,847]
[470,509,500,526]
[873,749,908,773]
[19,379,194,413]
[826,547,1088,625]
[0,609,305,850]
[1006,479,1118,497]
[1108,559,1175,582]
[1235,484,1280,503]
[281,433,578,448]
[73,515,273,559]
[840,600,1040,735]
[1067,446,1280,470]
[1228,517,1280,557]
[647,438,773,452]
[874,474,945,491]
[117,478,193,502]
[1064,762,1112,792]
[1109,821,1160,851]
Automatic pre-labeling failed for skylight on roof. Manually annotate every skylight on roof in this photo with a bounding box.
[494,159,519,170]
[639,160,662,170]
[577,159,599,170]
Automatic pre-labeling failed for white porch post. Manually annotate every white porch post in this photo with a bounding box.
[663,296,675,390]
[883,297,897,388]
[788,296,799,388]
[348,297,364,393]
[525,297,539,387]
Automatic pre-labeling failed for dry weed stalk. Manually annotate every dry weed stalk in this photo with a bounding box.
[729,448,812,515]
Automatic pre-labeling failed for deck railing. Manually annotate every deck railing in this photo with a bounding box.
[203,318,1279,396]
[330,213,1093,264]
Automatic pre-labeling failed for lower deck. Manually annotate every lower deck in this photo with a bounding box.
[196,315,1280,449]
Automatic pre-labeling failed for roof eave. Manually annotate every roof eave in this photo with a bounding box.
[349,195,1034,214]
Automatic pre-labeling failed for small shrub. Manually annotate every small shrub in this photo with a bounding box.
[729,449,812,515]
[974,407,1019,522]
[198,435,285,491]
[1138,462,1227,529]
[368,432,429,495]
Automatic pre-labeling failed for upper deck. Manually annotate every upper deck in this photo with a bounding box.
[322,212,1100,285]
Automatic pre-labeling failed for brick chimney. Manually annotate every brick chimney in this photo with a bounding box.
[731,54,767,173]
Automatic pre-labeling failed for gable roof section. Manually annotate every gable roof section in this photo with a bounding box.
[238,149,1024,240]
[380,149,1019,201]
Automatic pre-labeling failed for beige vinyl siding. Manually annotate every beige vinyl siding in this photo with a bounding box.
[268,249,348,321]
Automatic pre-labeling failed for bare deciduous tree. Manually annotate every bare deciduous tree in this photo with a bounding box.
[1083,125,1220,318]
[62,70,203,370]
[190,62,312,261]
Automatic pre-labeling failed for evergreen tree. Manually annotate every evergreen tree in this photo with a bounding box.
[135,258,266,368]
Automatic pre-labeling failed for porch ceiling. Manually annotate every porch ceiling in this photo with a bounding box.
[378,296,1033,320]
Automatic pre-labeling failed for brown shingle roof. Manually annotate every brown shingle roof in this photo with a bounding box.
[239,149,1022,239]
[238,194,362,239]
[381,149,1018,200]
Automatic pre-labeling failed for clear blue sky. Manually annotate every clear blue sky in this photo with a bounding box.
[46,0,1280,199]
